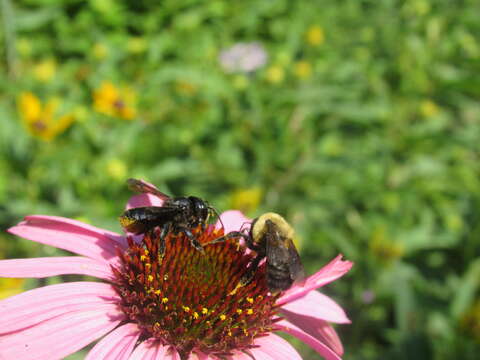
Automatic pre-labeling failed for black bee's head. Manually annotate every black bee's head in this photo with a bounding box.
[188,196,209,225]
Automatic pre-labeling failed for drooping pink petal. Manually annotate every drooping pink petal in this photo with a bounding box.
[126,193,165,210]
[0,307,124,360]
[0,257,113,280]
[7,215,126,263]
[85,322,141,360]
[280,290,350,324]
[124,178,165,210]
[0,281,121,334]
[278,254,353,305]
[280,309,345,355]
[190,351,211,360]
[216,210,251,233]
[246,333,302,360]
[129,339,180,360]
[276,319,342,360]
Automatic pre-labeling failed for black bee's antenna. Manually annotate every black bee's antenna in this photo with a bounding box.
[210,206,225,230]
[239,221,251,233]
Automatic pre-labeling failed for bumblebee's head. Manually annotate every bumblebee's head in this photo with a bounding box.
[251,212,295,244]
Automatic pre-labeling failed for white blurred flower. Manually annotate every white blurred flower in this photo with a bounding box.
[219,42,268,73]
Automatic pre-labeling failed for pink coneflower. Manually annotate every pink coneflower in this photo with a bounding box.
[0,188,352,360]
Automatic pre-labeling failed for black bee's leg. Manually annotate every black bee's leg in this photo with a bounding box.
[180,227,205,253]
[230,254,264,295]
[204,231,249,246]
[158,225,169,258]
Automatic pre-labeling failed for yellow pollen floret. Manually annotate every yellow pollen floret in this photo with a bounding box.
[144,250,149,255]
[145,263,151,269]
[154,289,161,295]
[243,329,249,335]
[162,297,169,303]
[246,309,253,315]
[246,297,254,304]
[147,275,154,282]
[140,255,146,261]
[183,306,191,313]
[229,283,243,295]
[193,312,199,319]
[228,330,232,336]
[236,309,243,315]
[220,314,226,321]
[202,308,209,314]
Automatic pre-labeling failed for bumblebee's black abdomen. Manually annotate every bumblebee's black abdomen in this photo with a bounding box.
[266,263,293,292]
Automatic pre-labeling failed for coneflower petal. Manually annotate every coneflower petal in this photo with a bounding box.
[247,333,302,360]
[279,310,345,355]
[7,215,126,263]
[129,339,181,360]
[85,322,141,360]
[0,281,120,334]
[0,256,113,280]
[0,307,123,360]
[280,290,350,324]
[276,319,342,360]
[277,255,353,306]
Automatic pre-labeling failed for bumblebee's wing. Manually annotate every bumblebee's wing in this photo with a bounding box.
[265,233,304,281]
[127,178,171,200]
[120,206,178,234]
[284,238,305,283]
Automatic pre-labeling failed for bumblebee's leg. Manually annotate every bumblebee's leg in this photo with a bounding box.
[230,255,263,295]
[157,225,169,258]
[180,227,205,253]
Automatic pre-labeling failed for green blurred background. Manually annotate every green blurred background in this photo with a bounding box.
[1,0,480,359]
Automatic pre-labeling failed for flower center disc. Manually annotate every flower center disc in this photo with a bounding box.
[112,226,280,358]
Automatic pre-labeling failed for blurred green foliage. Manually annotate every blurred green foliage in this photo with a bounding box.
[1,0,480,359]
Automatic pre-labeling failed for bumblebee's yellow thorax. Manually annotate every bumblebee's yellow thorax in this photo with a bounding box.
[251,212,295,242]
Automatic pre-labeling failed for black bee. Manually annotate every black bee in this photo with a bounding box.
[207,212,305,293]
[120,178,219,255]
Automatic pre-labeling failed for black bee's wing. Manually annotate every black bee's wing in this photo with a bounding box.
[284,238,305,283]
[127,178,170,201]
[119,206,178,234]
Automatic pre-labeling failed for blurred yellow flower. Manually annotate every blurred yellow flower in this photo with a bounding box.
[266,65,285,84]
[232,75,249,90]
[420,99,440,117]
[106,158,127,181]
[294,60,313,79]
[93,81,137,120]
[18,92,75,141]
[230,187,263,214]
[16,38,32,57]
[33,59,56,82]
[369,226,404,264]
[0,278,25,299]
[127,37,147,54]
[175,81,198,96]
[93,43,109,60]
[305,25,325,46]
